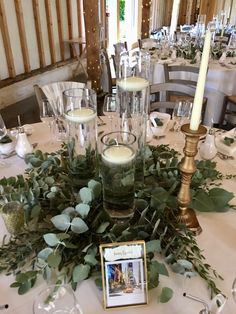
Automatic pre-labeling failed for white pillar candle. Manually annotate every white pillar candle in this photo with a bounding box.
[190,30,211,131]
[65,108,96,123]
[169,0,181,37]
[117,76,149,92]
[102,145,135,165]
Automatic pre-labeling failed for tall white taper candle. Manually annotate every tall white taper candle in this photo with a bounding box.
[170,0,181,37]
[189,30,211,131]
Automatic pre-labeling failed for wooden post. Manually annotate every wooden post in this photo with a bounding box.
[83,0,101,92]
[141,0,151,39]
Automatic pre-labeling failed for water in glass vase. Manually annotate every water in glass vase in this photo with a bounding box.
[101,144,136,221]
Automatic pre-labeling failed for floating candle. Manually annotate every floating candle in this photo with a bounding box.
[65,108,96,123]
[117,76,149,92]
[102,145,135,165]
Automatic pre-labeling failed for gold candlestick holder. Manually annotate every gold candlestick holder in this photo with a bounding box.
[176,123,207,235]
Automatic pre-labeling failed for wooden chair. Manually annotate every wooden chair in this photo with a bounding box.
[138,38,158,49]
[113,42,128,56]
[150,82,206,121]
[219,95,236,128]
[100,48,116,94]
[163,64,208,107]
[34,81,86,115]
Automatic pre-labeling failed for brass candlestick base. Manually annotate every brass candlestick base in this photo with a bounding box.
[176,123,207,235]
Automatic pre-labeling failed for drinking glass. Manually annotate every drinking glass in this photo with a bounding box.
[39,100,55,144]
[103,94,118,131]
[0,114,8,167]
[232,277,236,303]
[63,88,97,183]
[100,131,137,222]
[33,284,83,314]
[172,101,192,132]
[0,114,7,140]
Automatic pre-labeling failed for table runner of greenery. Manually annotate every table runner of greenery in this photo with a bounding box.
[0,143,235,302]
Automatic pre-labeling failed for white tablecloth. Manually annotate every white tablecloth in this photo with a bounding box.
[151,57,236,126]
[0,122,236,313]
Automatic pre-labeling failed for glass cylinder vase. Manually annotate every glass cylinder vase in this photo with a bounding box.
[116,50,150,185]
[63,88,97,186]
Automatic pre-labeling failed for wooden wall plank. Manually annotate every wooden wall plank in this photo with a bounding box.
[83,0,100,91]
[32,0,46,68]
[0,0,16,77]
[14,0,31,73]
[77,0,83,38]
[67,0,74,57]
[56,0,65,61]
[45,0,56,64]
[199,0,217,24]
[141,0,151,39]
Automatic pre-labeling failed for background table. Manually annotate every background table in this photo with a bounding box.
[0,122,236,313]
[151,57,236,126]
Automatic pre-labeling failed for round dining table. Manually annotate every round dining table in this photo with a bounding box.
[151,56,236,127]
[0,121,236,314]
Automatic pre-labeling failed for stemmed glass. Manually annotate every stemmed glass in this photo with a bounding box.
[33,284,83,314]
[232,277,236,303]
[103,94,118,131]
[39,100,55,145]
[0,114,8,167]
[0,114,7,140]
[172,100,192,132]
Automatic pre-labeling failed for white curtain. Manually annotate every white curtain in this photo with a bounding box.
[150,0,165,30]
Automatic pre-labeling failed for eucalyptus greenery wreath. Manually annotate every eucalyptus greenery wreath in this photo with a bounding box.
[0,141,235,303]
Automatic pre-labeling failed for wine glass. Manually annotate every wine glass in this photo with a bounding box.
[103,94,118,131]
[0,114,8,167]
[172,100,192,132]
[232,277,236,303]
[33,284,83,314]
[39,100,55,144]
[0,114,7,141]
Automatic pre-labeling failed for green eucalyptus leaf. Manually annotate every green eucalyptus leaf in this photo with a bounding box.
[84,254,98,266]
[75,203,90,218]
[159,287,173,303]
[51,214,71,231]
[30,204,41,218]
[82,243,93,253]
[73,264,90,283]
[208,188,234,211]
[38,248,53,260]
[88,180,102,198]
[47,252,62,268]
[79,187,93,203]
[62,207,75,215]
[43,233,61,247]
[71,217,89,234]
[16,273,28,283]
[96,222,110,233]
[150,260,168,276]
[177,259,193,270]
[18,281,32,295]
[146,240,161,253]
[171,262,185,274]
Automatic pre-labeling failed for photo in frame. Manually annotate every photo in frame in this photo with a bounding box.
[99,240,148,309]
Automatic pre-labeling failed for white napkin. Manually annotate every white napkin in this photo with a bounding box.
[215,128,236,156]
[219,51,227,65]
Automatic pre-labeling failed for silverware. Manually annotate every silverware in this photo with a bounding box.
[217,152,234,160]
